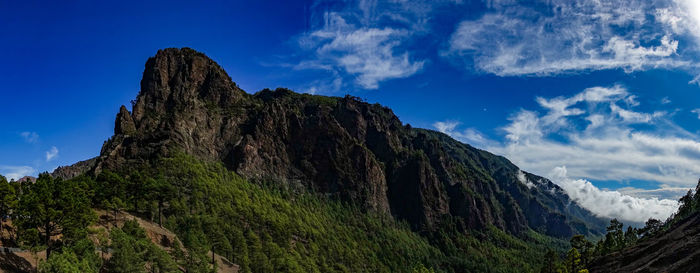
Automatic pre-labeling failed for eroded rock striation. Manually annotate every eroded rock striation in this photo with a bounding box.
[590,212,700,273]
[93,48,606,237]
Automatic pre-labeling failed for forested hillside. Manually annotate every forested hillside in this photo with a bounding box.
[2,154,571,272]
[0,48,614,272]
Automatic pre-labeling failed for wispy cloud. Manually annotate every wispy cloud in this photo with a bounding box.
[433,120,497,148]
[444,0,700,77]
[45,146,58,161]
[617,185,690,200]
[291,0,459,91]
[20,131,39,143]
[0,165,36,180]
[298,15,424,89]
[691,108,700,119]
[435,85,700,221]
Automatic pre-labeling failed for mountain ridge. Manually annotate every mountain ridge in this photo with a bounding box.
[57,47,607,238]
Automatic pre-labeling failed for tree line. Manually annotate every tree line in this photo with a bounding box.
[0,172,210,273]
[540,179,700,273]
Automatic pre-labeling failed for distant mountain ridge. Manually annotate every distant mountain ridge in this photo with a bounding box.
[60,47,606,238]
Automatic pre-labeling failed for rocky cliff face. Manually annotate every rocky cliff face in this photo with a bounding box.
[94,48,606,237]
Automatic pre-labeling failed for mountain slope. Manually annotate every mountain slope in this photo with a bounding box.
[589,213,700,272]
[76,47,606,239]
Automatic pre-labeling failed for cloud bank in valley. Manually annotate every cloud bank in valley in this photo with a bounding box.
[548,166,679,223]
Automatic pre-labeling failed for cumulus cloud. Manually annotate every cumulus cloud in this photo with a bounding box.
[45,146,58,161]
[445,0,700,77]
[435,85,700,221]
[549,166,679,223]
[0,165,36,180]
[487,85,700,187]
[20,131,39,143]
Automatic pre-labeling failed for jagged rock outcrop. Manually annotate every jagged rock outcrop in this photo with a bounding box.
[94,48,606,237]
[115,105,136,135]
[51,157,97,180]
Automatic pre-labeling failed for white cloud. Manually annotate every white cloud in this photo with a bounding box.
[486,86,700,187]
[445,0,699,77]
[45,146,58,161]
[0,165,36,181]
[661,96,672,104]
[300,15,424,89]
[691,108,700,119]
[20,131,39,143]
[516,170,536,189]
[292,0,458,91]
[548,166,679,223]
[617,185,690,201]
[436,85,700,221]
[433,120,497,148]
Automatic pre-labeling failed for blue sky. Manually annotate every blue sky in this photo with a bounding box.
[3,0,700,222]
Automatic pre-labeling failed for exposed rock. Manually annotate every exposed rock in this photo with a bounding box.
[15,176,36,183]
[115,105,136,135]
[51,157,97,180]
[94,47,606,236]
[590,212,700,273]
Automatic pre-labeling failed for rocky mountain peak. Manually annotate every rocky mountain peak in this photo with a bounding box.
[131,47,246,132]
[91,48,607,238]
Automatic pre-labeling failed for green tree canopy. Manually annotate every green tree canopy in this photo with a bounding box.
[14,173,95,259]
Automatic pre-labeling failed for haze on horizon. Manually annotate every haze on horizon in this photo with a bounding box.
[3,0,700,223]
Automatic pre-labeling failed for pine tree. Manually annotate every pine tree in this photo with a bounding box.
[231,229,250,272]
[624,226,638,247]
[107,220,178,273]
[181,226,212,273]
[39,250,96,273]
[147,177,174,227]
[0,175,17,236]
[202,217,232,267]
[606,219,624,252]
[564,248,581,273]
[678,189,694,218]
[247,230,269,273]
[15,174,95,259]
[541,249,559,273]
[569,235,593,269]
[639,218,661,238]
